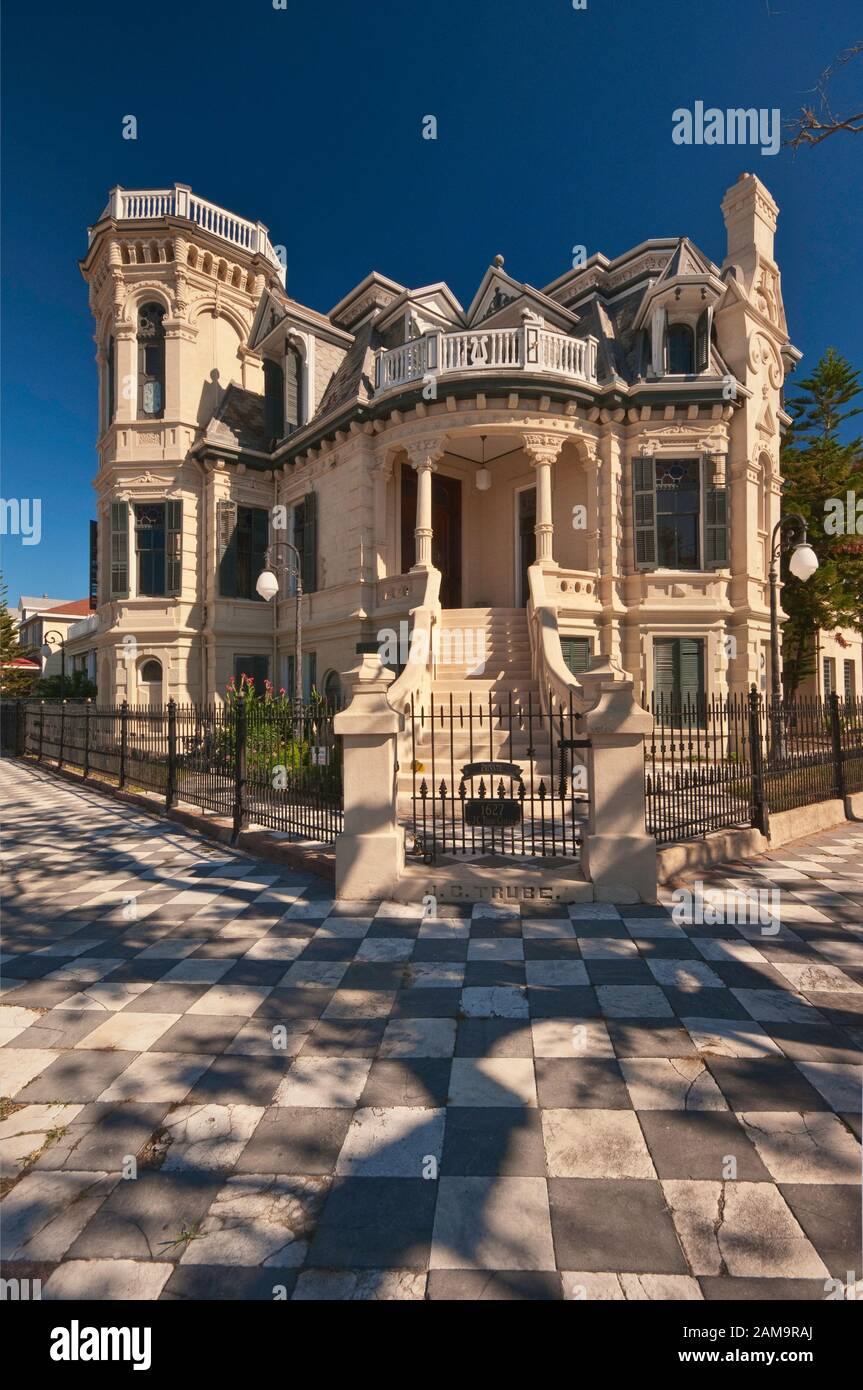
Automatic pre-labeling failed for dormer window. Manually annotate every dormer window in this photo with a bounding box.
[667,323,694,375]
[137,303,165,418]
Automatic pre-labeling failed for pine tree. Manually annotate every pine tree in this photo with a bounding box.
[780,350,863,696]
[0,577,38,696]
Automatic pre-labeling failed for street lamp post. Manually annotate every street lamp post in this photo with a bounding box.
[767,513,819,757]
[41,629,67,700]
[255,541,303,711]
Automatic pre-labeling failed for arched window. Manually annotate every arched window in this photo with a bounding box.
[140,658,163,682]
[322,669,342,706]
[263,358,285,441]
[285,342,304,433]
[667,323,694,375]
[137,302,166,418]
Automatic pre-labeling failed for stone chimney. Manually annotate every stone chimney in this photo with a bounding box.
[720,173,779,287]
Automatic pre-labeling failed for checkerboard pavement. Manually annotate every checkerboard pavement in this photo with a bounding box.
[1,759,861,1301]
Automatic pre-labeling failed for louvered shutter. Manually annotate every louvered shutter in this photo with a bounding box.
[561,637,592,675]
[166,499,182,596]
[263,359,284,441]
[678,638,705,718]
[633,458,656,566]
[705,488,728,567]
[301,491,317,593]
[251,507,270,601]
[110,500,129,597]
[285,346,302,433]
[218,500,238,597]
[653,639,676,714]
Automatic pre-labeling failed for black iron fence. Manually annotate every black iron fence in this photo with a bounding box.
[3,698,343,844]
[646,689,863,845]
[408,690,587,861]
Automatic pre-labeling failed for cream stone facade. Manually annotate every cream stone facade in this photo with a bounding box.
[69,174,801,715]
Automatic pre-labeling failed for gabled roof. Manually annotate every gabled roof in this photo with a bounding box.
[329,272,406,331]
[465,262,580,330]
[198,383,268,455]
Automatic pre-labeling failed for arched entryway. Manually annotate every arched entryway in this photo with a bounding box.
[137,657,163,707]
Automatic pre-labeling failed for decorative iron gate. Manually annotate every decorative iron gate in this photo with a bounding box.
[408,691,587,861]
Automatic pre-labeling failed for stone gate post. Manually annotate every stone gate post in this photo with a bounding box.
[334,650,404,901]
[578,658,658,903]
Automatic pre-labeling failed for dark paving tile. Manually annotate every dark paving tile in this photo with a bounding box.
[10,1009,104,1049]
[698,1277,833,1300]
[308,1178,437,1268]
[235,1108,352,1175]
[705,1056,831,1111]
[583,960,655,985]
[297,937,358,961]
[341,963,407,991]
[392,989,462,1018]
[33,1102,169,1171]
[606,1023,699,1060]
[528,986,600,1019]
[662,988,751,1021]
[68,1170,222,1262]
[634,939,703,960]
[803,992,863,1030]
[102,959,175,984]
[255,987,334,1021]
[217,961,287,987]
[468,920,522,939]
[762,1021,861,1065]
[548,1178,688,1272]
[359,1059,452,1107]
[2,955,72,980]
[534,1058,630,1109]
[779,1183,862,1278]
[366,920,421,939]
[186,1054,288,1106]
[151,1015,244,1054]
[454,1018,534,1057]
[464,962,526,988]
[427,1270,562,1299]
[412,939,469,963]
[710,962,790,990]
[16,1048,140,1103]
[440,1108,547,1176]
[638,1111,771,1180]
[0,980,78,1009]
[300,1019,388,1056]
[522,939,584,960]
[120,983,211,1013]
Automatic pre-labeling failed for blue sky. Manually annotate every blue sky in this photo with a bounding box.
[2,0,861,602]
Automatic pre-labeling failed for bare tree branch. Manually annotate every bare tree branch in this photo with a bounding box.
[785,41,863,149]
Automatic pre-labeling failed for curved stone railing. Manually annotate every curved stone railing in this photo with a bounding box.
[527,564,588,715]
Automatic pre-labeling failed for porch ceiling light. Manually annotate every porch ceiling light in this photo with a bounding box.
[255,568,280,601]
[475,435,491,491]
[788,543,818,582]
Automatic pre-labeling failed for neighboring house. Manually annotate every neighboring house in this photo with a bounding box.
[67,174,802,711]
[17,597,92,677]
[799,627,863,704]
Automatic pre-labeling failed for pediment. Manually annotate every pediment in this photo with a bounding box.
[467,266,579,330]
[249,288,287,350]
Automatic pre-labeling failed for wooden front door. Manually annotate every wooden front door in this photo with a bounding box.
[400,465,462,607]
[517,486,536,606]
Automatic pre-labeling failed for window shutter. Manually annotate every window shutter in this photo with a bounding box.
[633,458,656,566]
[110,500,129,597]
[705,487,728,567]
[695,309,709,372]
[89,520,99,610]
[301,491,317,593]
[285,346,302,432]
[218,500,238,597]
[678,638,704,715]
[653,639,676,713]
[823,658,834,697]
[251,506,270,600]
[561,637,592,675]
[166,499,182,596]
[263,359,285,441]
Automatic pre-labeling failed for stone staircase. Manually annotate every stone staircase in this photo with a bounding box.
[398,608,569,811]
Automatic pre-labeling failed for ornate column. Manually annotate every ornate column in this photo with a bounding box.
[405,438,445,570]
[523,433,565,566]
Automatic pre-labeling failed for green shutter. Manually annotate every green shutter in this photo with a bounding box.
[251,507,270,601]
[678,638,704,714]
[263,360,284,441]
[633,457,656,567]
[653,639,676,712]
[166,499,182,596]
[218,500,238,597]
[110,500,129,597]
[301,491,317,593]
[705,487,728,567]
[561,637,592,675]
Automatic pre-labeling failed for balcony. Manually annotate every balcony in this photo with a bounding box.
[90,184,285,281]
[375,324,599,395]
